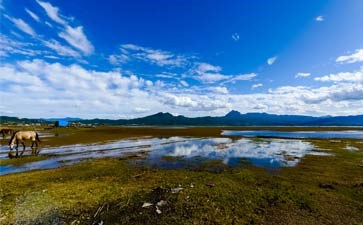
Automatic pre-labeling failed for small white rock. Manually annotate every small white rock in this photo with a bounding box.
[142,202,153,208]
[157,200,167,207]
[171,187,183,193]
[156,206,162,214]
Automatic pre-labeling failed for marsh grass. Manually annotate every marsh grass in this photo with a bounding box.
[0,127,362,224]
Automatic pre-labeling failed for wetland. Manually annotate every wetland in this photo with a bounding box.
[0,126,362,224]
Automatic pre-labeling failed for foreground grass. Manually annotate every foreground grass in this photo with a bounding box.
[0,139,362,224]
[0,127,362,224]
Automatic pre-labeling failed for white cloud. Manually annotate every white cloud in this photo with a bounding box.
[271,83,363,104]
[267,56,277,65]
[118,44,189,67]
[253,104,268,110]
[0,59,233,117]
[155,72,178,79]
[43,39,80,58]
[295,72,311,78]
[25,8,40,22]
[0,35,41,57]
[163,94,198,108]
[232,33,240,41]
[191,63,225,83]
[180,80,189,87]
[0,59,163,118]
[10,31,22,39]
[251,83,263,89]
[134,107,151,113]
[194,72,228,83]
[314,69,363,83]
[4,2,93,60]
[110,46,255,86]
[59,26,94,55]
[301,84,363,103]
[191,63,256,84]
[45,21,53,27]
[336,49,363,64]
[164,81,363,116]
[109,54,129,65]
[120,44,141,51]
[315,16,324,22]
[2,17,89,60]
[1,59,363,118]
[196,63,221,73]
[36,0,68,25]
[35,1,94,56]
[194,72,255,84]
[208,86,229,94]
[162,94,231,111]
[223,73,257,84]
[4,15,36,37]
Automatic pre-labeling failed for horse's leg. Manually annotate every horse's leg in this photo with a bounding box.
[20,141,26,156]
[31,141,39,155]
[15,140,19,157]
[35,140,40,155]
[35,147,40,155]
[31,141,35,155]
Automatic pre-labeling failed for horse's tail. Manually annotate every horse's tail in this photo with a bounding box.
[36,132,41,143]
[8,131,18,145]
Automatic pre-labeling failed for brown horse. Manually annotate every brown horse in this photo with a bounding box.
[9,131,41,158]
[0,128,13,139]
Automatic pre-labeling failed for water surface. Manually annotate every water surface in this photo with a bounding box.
[222,130,363,139]
[0,136,330,175]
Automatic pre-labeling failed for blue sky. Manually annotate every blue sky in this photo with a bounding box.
[0,0,363,118]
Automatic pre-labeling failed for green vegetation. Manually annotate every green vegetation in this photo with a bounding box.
[0,127,362,224]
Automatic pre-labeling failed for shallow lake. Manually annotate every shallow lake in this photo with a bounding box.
[0,136,330,175]
[222,130,363,139]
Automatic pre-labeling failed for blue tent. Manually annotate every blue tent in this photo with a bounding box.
[58,119,68,126]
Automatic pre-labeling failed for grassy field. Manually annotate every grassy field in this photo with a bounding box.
[0,127,362,224]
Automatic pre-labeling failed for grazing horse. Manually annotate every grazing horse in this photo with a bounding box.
[0,128,13,139]
[9,131,41,158]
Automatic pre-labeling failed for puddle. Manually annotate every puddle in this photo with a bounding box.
[143,138,328,169]
[0,136,331,175]
[222,130,363,139]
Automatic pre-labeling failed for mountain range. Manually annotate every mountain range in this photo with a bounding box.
[3,110,361,126]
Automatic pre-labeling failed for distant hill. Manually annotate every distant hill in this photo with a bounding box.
[44,117,81,122]
[0,116,44,124]
[75,111,363,126]
[1,111,363,126]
